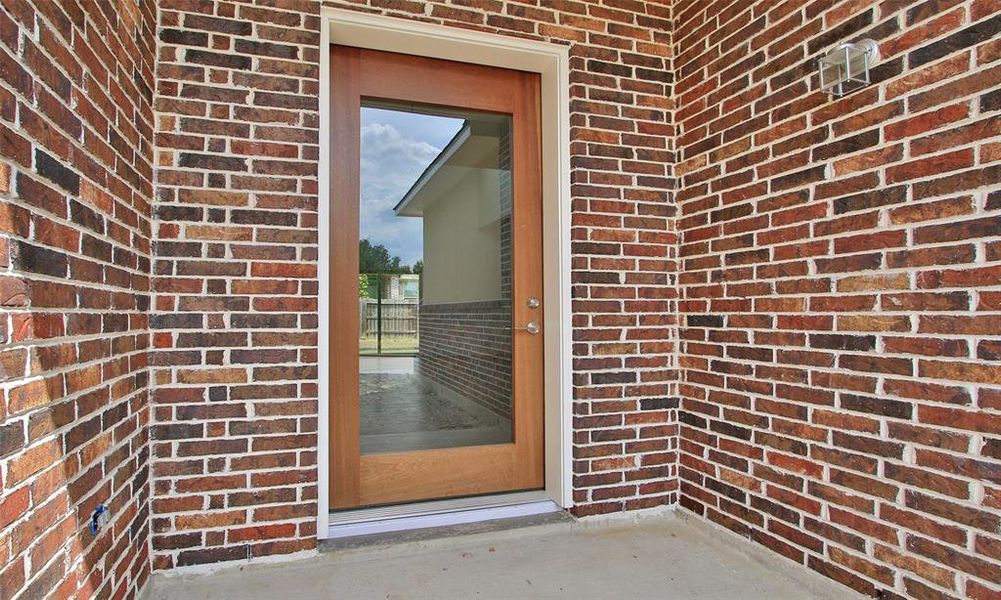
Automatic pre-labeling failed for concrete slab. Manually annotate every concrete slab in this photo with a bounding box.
[359,356,415,374]
[359,366,510,454]
[143,511,863,600]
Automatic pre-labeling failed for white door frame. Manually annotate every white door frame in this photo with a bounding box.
[317,8,573,538]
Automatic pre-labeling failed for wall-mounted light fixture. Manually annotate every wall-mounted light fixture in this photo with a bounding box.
[818,39,880,96]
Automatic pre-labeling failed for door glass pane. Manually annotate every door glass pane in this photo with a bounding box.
[358,101,514,455]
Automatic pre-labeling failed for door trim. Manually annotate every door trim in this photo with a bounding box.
[318,8,573,539]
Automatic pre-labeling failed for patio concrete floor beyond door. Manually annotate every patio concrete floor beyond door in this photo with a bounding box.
[358,356,511,454]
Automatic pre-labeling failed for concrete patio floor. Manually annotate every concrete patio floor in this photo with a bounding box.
[358,356,510,454]
[143,511,862,599]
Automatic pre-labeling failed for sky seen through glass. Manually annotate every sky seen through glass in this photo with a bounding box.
[359,107,464,268]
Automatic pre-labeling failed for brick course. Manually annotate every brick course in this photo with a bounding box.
[0,1,155,598]
[674,0,1001,597]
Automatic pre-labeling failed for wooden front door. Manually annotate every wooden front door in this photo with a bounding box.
[329,46,544,509]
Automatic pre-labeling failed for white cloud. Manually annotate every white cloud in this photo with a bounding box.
[359,111,463,267]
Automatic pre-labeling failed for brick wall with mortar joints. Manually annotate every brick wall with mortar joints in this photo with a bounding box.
[151,0,323,570]
[0,1,156,598]
[418,300,514,418]
[150,0,678,569]
[673,0,1001,597]
[5,0,999,593]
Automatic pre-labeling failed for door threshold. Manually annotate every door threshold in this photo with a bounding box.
[325,491,562,540]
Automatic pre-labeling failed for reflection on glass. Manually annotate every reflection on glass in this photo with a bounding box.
[358,101,514,455]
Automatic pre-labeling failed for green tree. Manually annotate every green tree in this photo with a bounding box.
[412,259,423,275]
[359,239,409,274]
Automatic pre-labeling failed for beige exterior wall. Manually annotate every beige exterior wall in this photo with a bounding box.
[420,167,505,304]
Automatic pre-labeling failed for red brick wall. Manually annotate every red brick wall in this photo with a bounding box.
[150,0,677,569]
[674,0,1001,597]
[0,1,155,598]
[417,124,514,420]
[418,300,514,418]
[150,0,322,569]
[6,0,999,594]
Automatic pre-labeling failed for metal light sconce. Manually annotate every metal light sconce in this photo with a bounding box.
[818,39,880,96]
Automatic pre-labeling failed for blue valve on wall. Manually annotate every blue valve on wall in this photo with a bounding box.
[90,504,110,536]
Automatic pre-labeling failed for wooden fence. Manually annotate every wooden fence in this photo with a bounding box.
[359,299,419,337]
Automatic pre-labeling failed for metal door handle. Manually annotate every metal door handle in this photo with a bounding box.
[514,321,540,334]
